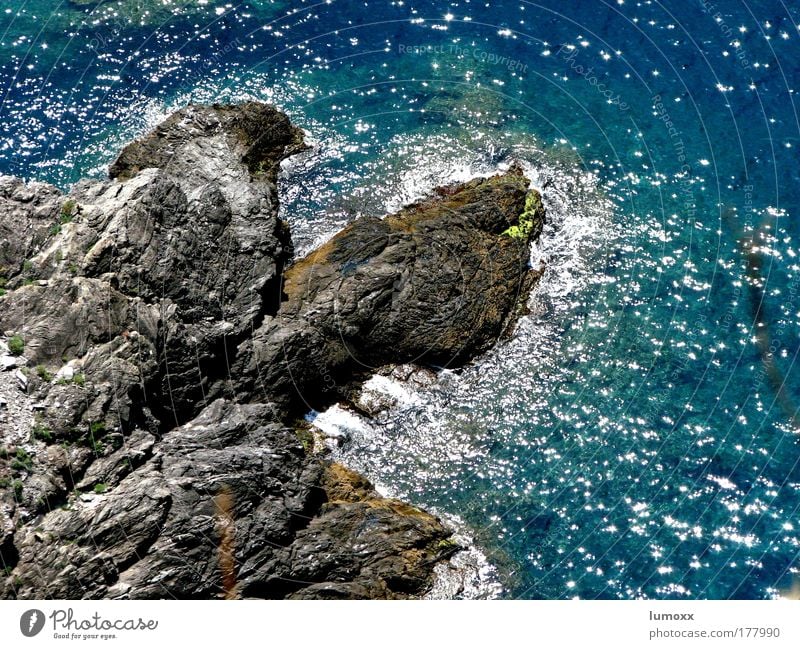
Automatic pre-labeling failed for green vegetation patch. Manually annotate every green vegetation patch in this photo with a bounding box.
[60,199,76,224]
[10,448,33,473]
[32,422,54,443]
[7,335,24,356]
[503,191,541,240]
[36,365,53,382]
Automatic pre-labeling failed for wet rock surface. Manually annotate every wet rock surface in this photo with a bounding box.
[0,102,544,599]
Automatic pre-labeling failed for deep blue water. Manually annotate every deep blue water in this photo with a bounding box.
[2,0,800,599]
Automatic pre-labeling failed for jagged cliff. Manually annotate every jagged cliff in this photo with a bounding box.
[0,102,544,599]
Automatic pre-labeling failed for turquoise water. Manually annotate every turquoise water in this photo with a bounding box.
[2,0,800,599]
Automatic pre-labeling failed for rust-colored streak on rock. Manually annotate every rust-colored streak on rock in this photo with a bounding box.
[214,485,238,600]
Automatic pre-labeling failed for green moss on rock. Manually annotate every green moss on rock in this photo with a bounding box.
[7,335,24,356]
[503,191,543,239]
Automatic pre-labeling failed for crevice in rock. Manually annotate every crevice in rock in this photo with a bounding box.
[0,534,18,574]
[241,576,309,600]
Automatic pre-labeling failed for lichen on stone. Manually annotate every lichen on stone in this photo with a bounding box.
[503,190,543,239]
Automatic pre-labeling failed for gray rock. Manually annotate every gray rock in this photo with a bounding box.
[54,364,74,382]
[74,428,156,491]
[1,103,305,424]
[13,370,27,392]
[0,278,132,364]
[3,400,455,600]
[0,175,63,279]
[0,356,18,371]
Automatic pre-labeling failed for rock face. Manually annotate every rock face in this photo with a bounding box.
[0,102,544,599]
[1,102,303,426]
[4,400,454,599]
[0,176,62,279]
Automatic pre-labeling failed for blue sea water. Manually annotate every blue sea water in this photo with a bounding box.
[2,0,800,599]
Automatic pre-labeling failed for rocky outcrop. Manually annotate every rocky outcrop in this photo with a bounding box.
[0,102,544,599]
[1,102,303,426]
[236,167,544,413]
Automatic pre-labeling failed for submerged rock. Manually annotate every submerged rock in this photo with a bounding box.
[0,102,545,600]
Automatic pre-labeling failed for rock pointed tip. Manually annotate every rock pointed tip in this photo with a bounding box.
[506,159,526,176]
[108,101,306,183]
